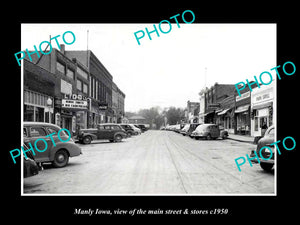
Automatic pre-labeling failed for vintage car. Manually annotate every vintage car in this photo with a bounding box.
[23,122,82,168]
[119,124,135,137]
[180,124,190,136]
[249,125,275,172]
[77,123,127,144]
[186,123,201,137]
[191,124,220,140]
[23,143,40,178]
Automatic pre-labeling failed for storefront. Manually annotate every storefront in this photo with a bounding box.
[24,89,54,123]
[251,83,274,137]
[216,96,235,134]
[235,91,251,135]
[55,93,88,134]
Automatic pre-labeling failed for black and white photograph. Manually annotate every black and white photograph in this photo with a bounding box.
[4,5,297,221]
[21,23,276,195]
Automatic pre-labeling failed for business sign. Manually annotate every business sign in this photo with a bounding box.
[99,103,108,110]
[62,99,88,110]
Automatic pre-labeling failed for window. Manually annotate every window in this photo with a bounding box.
[56,61,65,74]
[30,127,46,137]
[46,127,59,134]
[104,125,111,130]
[83,83,88,94]
[99,125,104,130]
[77,79,82,91]
[67,68,75,80]
[23,128,28,137]
[77,67,88,80]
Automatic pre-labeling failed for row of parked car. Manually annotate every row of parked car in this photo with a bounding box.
[164,123,229,140]
[23,122,149,178]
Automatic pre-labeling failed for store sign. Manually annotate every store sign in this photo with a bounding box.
[62,99,88,109]
[99,103,108,110]
[236,91,250,102]
[64,93,87,100]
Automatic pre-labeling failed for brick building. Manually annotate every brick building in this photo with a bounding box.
[23,44,125,131]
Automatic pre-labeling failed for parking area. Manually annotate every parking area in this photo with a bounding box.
[23,130,274,195]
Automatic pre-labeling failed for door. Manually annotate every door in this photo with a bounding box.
[26,126,54,162]
[97,125,111,140]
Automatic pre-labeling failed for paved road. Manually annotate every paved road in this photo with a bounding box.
[23,130,274,195]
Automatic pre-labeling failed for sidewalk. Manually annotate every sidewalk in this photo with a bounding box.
[227,133,255,144]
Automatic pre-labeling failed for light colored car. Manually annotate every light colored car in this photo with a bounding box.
[128,124,142,135]
[191,123,220,140]
[180,124,190,136]
[23,122,82,168]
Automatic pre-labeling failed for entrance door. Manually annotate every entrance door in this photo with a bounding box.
[62,116,72,131]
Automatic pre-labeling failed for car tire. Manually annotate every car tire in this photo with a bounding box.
[195,137,199,140]
[114,134,122,142]
[222,134,228,139]
[260,163,274,172]
[52,150,69,168]
[83,136,92,144]
[127,132,132,138]
[109,140,114,142]
[206,134,212,140]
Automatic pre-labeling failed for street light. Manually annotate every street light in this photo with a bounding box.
[46,97,52,123]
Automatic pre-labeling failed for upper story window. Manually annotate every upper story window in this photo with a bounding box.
[56,61,65,74]
[66,68,75,80]
[77,66,88,80]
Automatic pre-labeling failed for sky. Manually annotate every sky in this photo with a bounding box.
[22,23,276,112]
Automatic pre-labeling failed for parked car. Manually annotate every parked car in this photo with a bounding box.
[23,142,40,178]
[191,123,220,140]
[174,124,182,133]
[249,125,275,172]
[186,123,201,137]
[23,122,82,168]
[134,124,148,132]
[77,123,127,144]
[128,124,142,135]
[119,124,135,137]
[180,124,190,136]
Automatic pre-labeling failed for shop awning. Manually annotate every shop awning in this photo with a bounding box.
[217,108,230,115]
[235,104,250,113]
[252,101,272,110]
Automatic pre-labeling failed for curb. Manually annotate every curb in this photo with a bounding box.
[227,136,255,144]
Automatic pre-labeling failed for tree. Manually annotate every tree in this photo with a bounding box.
[164,107,185,125]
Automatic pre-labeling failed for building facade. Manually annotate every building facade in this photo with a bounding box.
[203,83,236,124]
[23,45,125,132]
[186,101,200,123]
[250,83,274,137]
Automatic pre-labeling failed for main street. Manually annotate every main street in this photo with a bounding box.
[24,130,274,194]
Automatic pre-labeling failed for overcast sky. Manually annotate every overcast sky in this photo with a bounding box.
[22,23,276,112]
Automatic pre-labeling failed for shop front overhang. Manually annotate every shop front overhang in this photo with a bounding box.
[235,104,250,113]
[252,101,272,110]
[217,108,231,115]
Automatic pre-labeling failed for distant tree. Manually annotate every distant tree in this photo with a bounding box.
[164,107,185,125]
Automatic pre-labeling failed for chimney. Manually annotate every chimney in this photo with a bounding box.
[60,44,65,54]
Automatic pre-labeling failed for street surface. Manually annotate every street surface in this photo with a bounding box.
[23,130,274,194]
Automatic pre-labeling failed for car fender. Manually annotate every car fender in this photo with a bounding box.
[81,133,97,140]
[49,142,82,161]
[114,132,126,138]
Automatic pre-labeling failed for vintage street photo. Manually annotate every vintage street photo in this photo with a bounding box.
[21,23,276,195]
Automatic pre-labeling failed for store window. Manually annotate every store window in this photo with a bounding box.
[24,105,34,121]
[35,107,45,122]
